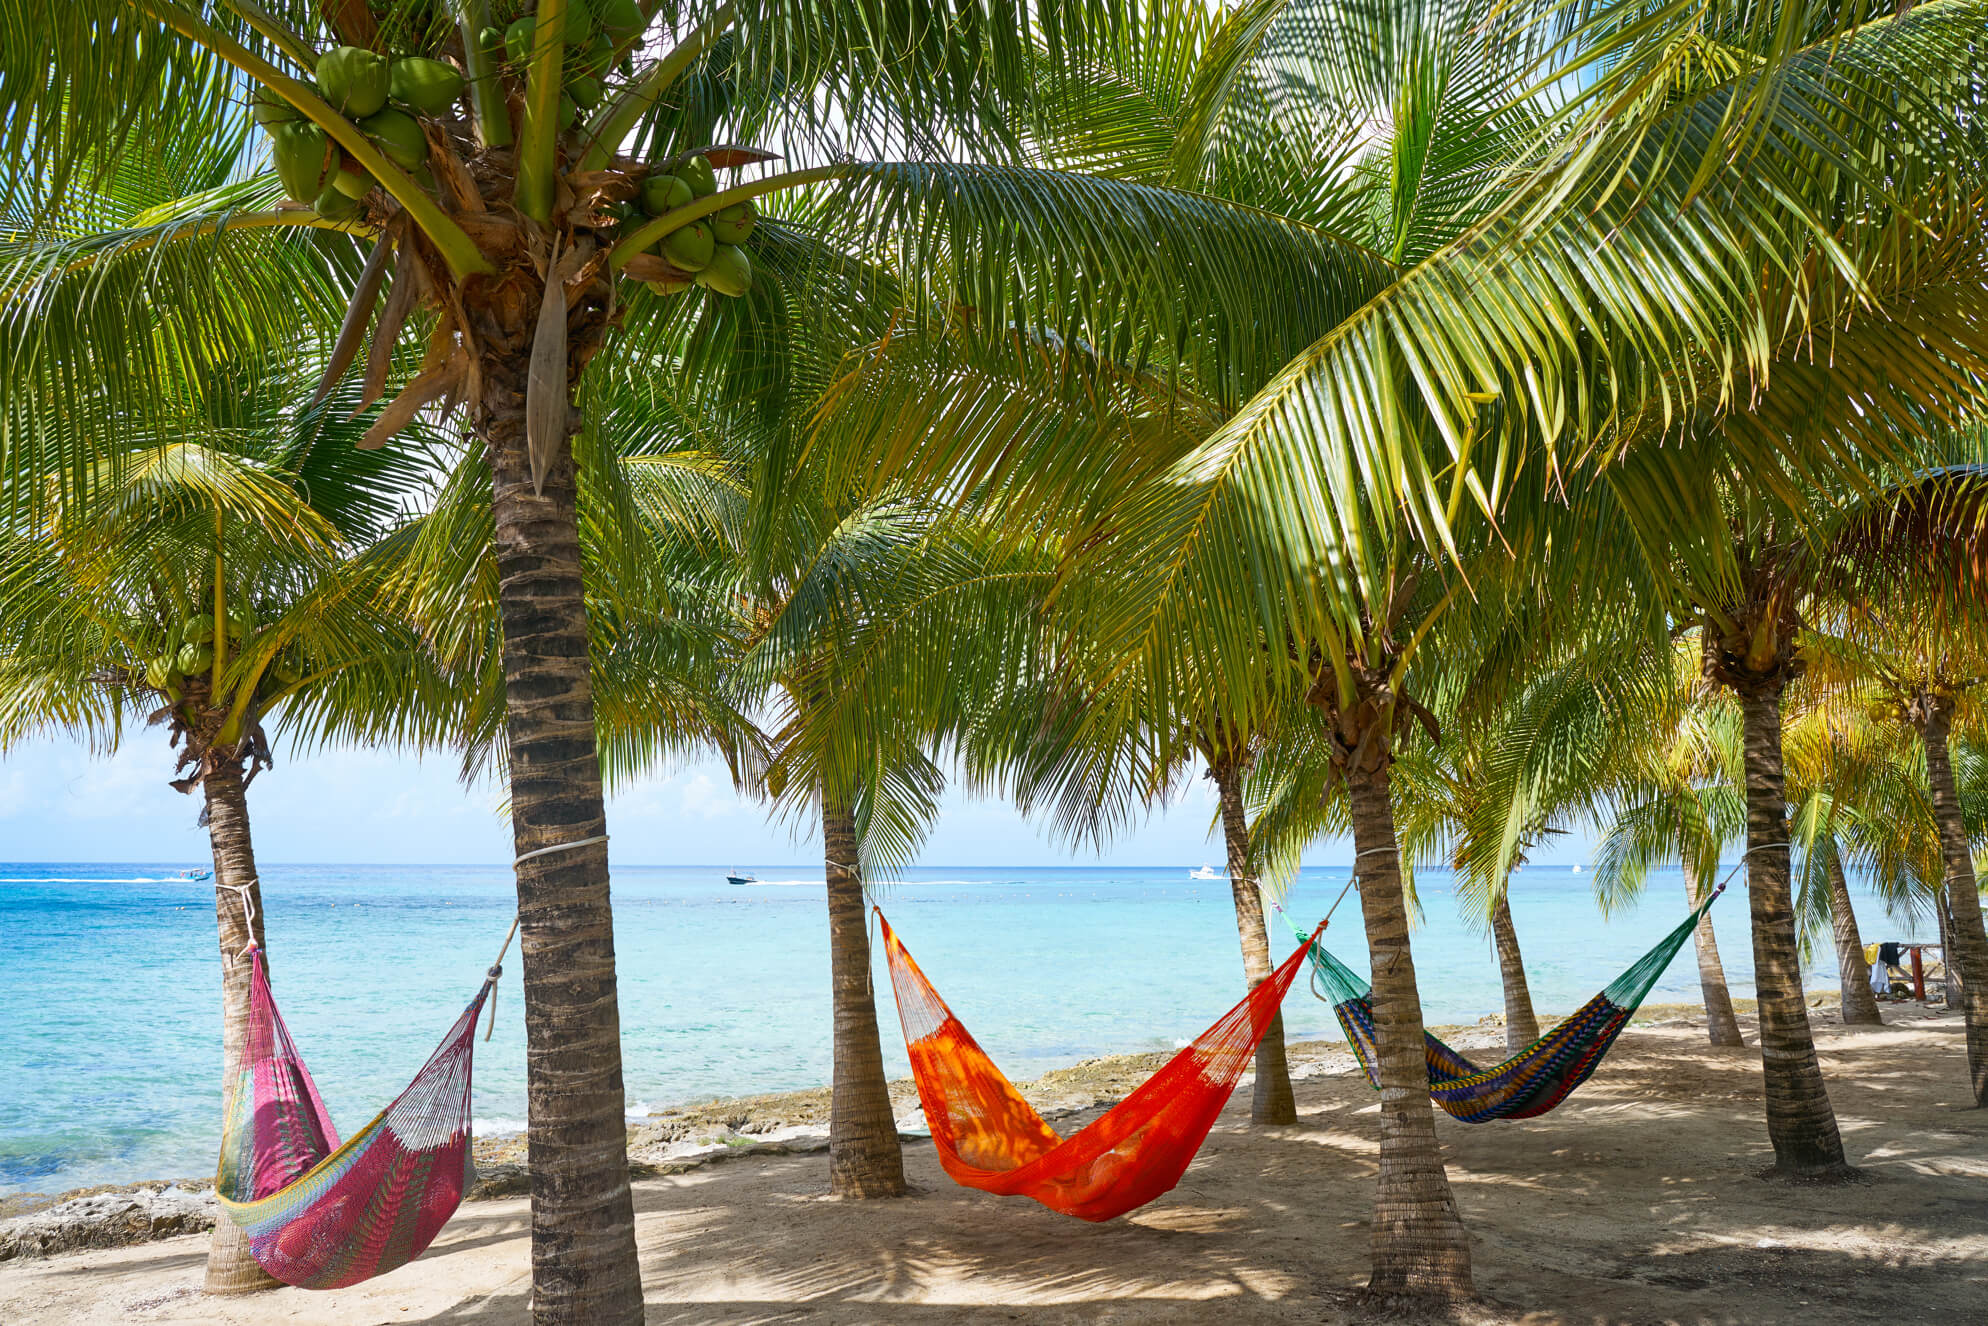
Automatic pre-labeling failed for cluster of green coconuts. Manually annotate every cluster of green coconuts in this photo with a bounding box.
[254,44,468,221]
[250,0,753,298]
[629,155,756,296]
[141,611,282,704]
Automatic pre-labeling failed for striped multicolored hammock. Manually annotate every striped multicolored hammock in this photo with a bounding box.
[878,909,1324,1221]
[215,947,497,1288]
[1293,885,1724,1124]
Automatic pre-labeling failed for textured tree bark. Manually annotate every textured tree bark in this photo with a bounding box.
[823,798,908,1196]
[1737,685,1849,1175]
[1345,756,1473,1298]
[487,373,645,1325]
[1826,852,1883,1027]
[201,759,278,1296]
[1487,889,1539,1054]
[1211,759,1297,1124]
[1921,695,1988,1105]
[1684,858,1745,1047]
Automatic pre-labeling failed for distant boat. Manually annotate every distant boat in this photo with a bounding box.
[178,868,211,881]
[726,871,757,887]
[1189,865,1224,881]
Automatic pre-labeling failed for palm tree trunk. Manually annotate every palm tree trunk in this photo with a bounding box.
[1736,686,1849,1175]
[1685,857,1745,1047]
[487,378,644,1325]
[824,798,907,1196]
[1487,889,1539,1054]
[1938,893,1961,1008]
[1826,852,1883,1027]
[1345,755,1472,1298]
[201,757,278,1296]
[1210,759,1297,1124]
[1922,696,1988,1105]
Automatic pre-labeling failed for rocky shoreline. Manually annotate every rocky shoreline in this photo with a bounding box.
[1,997,1815,1265]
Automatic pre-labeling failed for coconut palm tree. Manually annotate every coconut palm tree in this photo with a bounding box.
[727,486,1055,1193]
[2,4,1356,1313]
[1592,681,1751,1047]
[1392,639,1675,1054]
[0,342,454,1291]
[976,646,1317,1126]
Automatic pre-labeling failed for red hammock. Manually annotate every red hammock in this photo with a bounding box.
[877,910,1323,1221]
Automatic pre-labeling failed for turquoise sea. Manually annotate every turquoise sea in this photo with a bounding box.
[0,860,1916,1196]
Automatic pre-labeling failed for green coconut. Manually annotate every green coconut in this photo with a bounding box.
[314,183,364,220]
[504,16,538,65]
[576,32,613,77]
[389,57,466,114]
[271,121,334,202]
[711,200,756,245]
[639,172,692,216]
[250,86,301,128]
[677,154,717,197]
[331,160,374,198]
[182,613,215,645]
[567,73,602,108]
[597,0,642,42]
[659,220,715,272]
[360,108,427,170]
[558,93,578,131]
[316,46,391,118]
[696,243,752,297]
[144,657,173,690]
[176,642,213,676]
[562,1,594,44]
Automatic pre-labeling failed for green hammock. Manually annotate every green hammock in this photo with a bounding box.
[1287,885,1724,1123]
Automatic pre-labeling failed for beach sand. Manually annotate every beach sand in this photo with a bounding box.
[3,1000,1982,1325]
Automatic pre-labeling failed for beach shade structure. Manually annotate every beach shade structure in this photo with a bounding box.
[877,910,1325,1221]
[1291,886,1726,1123]
[214,946,498,1288]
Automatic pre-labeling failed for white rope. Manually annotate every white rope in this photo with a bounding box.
[513,834,609,866]
[216,880,258,960]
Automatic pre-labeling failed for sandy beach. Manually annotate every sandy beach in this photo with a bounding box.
[3,999,1982,1325]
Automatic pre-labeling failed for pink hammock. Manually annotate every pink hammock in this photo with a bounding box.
[214,947,497,1288]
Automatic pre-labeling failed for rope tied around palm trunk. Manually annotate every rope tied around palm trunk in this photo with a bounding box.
[513,833,608,865]
[217,879,260,961]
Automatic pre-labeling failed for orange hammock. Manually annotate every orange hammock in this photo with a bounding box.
[876,910,1324,1221]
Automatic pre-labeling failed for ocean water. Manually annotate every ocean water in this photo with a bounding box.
[0,860,1912,1196]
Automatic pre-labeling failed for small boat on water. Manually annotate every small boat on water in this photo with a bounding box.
[1188,864,1224,881]
[726,870,757,887]
[178,868,212,881]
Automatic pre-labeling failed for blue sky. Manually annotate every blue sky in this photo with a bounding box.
[0,736,1599,868]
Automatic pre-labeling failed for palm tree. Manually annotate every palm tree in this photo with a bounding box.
[981,654,1315,1126]
[1805,457,1988,1096]
[1392,639,1674,1053]
[1783,703,1907,1027]
[1592,655,1751,1046]
[733,489,1054,1194]
[3,5,1352,1312]
[0,344,451,1291]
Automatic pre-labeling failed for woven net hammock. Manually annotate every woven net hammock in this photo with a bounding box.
[878,909,1323,1221]
[215,948,494,1288]
[1293,885,1724,1123]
